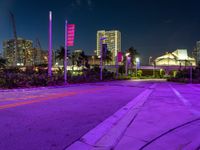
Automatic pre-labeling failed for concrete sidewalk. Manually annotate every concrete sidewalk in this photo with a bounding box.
[66,82,200,150]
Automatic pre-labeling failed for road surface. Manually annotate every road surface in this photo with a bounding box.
[0,80,200,150]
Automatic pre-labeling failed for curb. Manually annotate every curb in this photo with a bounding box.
[0,80,150,93]
[66,84,156,150]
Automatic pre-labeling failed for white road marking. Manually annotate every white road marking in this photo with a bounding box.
[169,84,200,116]
[187,84,200,92]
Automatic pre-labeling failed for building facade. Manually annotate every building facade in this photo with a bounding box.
[155,49,196,66]
[3,38,35,66]
[193,41,200,65]
[96,30,121,64]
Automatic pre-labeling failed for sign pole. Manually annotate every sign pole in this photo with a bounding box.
[64,20,68,84]
[190,63,192,83]
[100,39,103,81]
[116,55,119,79]
[48,11,52,78]
[125,57,128,76]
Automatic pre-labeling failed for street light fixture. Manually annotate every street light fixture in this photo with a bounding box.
[125,52,130,76]
[135,57,140,77]
[149,56,155,77]
[149,56,152,65]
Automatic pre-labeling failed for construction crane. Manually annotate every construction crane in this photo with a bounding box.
[9,11,18,66]
[35,38,43,65]
[35,38,42,50]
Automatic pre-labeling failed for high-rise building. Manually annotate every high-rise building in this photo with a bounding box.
[3,38,44,66]
[96,30,121,64]
[3,38,36,66]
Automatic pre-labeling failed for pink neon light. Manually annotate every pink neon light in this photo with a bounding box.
[67,24,75,46]
[118,52,123,62]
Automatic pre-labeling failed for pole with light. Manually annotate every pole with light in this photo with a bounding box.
[100,37,106,81]
[135,57,140,77]
[48,11,52,78]
[125,53,130,76]
[149,56,155,77]
[149,56,152,65]
[64,20,68,84]
[190,62,193,83]
[64,22,75,84]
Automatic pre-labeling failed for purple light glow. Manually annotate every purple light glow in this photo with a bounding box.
[64,20,68,84]
[48,11,52,77]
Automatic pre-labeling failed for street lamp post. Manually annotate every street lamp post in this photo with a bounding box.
[149,56,152,65]
[135,57,140,77]
[149,56,155,77]
[92,56,94,65]
[116,55,119,79]
[153,61,156,78]
[190,62,193,83]
[100,37,106,81]
[125,53,130,76]
[64,20,68,84]
[48,11,52,78]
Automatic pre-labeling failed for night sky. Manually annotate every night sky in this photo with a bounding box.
[1,0,200,64]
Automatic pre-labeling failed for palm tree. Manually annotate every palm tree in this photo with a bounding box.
[80,52,89,69]
[75,51,89,68]
[56,46,70,66]
[126,47,139,65]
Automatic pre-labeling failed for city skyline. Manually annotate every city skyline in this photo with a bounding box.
[1,0,200,64]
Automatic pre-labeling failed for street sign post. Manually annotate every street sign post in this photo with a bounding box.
[64,22,75,84]
[116,52,123,78]
[100,37,106,81]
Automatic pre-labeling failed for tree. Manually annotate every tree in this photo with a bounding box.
[103,50,112,65]
[0,57,7,69]
[56,46,70,66]
[126,47,139,65]
[72,51,89,68]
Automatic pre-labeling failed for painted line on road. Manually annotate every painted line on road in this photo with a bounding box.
[0,95,49,102]
[0,92,77,110]
[187,84,200,92]
[0,87,106,110]
[169,84,200,116]
[0,86,107,102]
[66,83,156,150]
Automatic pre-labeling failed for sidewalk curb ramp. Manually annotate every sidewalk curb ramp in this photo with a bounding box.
[65,84,156,150]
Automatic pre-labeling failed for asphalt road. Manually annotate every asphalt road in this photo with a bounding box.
[1,80,199,150]
[0,80,156,150]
